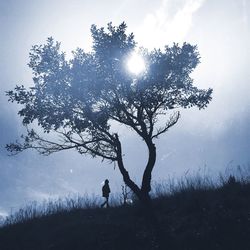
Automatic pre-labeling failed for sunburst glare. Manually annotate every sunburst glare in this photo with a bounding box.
[127,52,146,75]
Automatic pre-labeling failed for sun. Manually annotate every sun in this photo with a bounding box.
[127,52,146,75]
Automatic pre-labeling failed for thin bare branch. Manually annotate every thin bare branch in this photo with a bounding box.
[152,111,180,139]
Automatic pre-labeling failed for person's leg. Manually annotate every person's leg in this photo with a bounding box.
[101,198,106,208]
[101,197,108,208]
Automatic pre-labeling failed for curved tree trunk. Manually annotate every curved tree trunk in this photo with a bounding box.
[115,135,156,208]
[115,135,163,249]
[141,139,156,204]
[115,135,142,199]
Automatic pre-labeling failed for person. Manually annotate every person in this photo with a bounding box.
[101,179,111,208]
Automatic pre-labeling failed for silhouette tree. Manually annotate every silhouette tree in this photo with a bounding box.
[6,22,212,207]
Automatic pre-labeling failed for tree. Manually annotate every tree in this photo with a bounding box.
[6,22,212,207]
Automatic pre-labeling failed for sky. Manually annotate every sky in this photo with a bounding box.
[0,0,250,217]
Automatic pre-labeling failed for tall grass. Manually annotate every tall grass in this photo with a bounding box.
[3,194,101,226]
[1,192,128,227]
[2,165,250,227]
[152,164,250,198]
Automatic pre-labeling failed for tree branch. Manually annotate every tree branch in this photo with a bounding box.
[152,111,180,139]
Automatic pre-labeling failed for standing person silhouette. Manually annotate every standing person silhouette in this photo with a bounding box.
[101,179,111,208]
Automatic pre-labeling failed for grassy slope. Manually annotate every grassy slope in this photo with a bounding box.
[1,182,250,250]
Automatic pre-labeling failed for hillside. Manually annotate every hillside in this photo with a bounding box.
[1,179,250,250]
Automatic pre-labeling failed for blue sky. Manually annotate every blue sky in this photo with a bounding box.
[0,0,250,217]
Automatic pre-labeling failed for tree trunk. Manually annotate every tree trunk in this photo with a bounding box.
[115,135,142,199]
[141,139,156,199]
[115,135,156,208]
[115,136,163,249]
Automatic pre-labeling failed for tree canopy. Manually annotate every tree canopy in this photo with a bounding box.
[6,22,212,204]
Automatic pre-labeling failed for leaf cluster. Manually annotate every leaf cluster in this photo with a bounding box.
[6,22,212,160]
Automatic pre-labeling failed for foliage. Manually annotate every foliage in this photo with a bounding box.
[6,22,212,203]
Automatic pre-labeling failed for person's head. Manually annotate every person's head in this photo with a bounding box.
[105,179,109,184]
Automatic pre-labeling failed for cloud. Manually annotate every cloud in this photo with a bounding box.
[242,0,249,26]
[136,0,206,49]
[0,210,8,218]
[26,189,59,202]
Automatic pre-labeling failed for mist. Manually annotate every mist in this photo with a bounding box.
[0,0,249,216]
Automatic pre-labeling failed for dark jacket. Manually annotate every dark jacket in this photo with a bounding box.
[102,183,110,198]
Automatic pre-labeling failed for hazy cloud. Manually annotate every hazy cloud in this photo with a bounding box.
[0,0,249,216]
[136,0,206,49]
